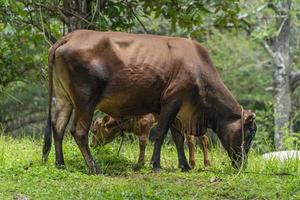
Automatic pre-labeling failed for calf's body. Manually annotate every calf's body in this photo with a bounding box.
[91,114,155,170]
[91,114,211,169]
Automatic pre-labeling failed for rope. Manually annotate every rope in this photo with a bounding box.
[235,106,245,176]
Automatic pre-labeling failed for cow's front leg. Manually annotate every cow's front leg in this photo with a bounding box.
[200,134,211,167]
[151,100,181,172]
[186,134,196,169]
[133,134,147,171]
[71,108,99,174]
[170,124,191,172]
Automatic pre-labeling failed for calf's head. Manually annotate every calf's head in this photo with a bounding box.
[90,115,122,147]
[218,109,257,169]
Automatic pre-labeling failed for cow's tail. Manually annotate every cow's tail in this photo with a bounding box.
[42,35,71,162]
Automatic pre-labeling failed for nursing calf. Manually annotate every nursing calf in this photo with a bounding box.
[91,114,155,170]
[91,114,211,169]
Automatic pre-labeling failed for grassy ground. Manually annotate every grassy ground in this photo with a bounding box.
[0,134,299,200]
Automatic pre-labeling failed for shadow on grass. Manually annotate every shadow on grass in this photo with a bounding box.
[64,146,133,176]
[62,146,186,176]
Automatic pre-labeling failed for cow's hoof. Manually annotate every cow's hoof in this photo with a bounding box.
[180,164,191,172]
[89,170,101,175]
[55,163,66,170]
[152,167,161,173]
[42,156,48,163]
[132,163,143,171]
[189,160,196,169]
[93,170,102,176]
[88,165,100,175]
[204,160,212,168]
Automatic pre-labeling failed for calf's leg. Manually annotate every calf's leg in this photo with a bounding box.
[133,134,147,171]
[200,135,211,167]
[186,134,196,169]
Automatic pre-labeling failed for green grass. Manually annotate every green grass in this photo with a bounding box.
[0,134,299,200]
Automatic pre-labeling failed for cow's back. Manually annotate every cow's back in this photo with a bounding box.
[54,30,205,118]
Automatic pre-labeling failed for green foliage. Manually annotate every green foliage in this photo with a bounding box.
[0,135,299,199]
[0,23,47,88]
[0,83,47,134]
[253,102,275,153]
[144,0,241,35]
[204,29,272,101]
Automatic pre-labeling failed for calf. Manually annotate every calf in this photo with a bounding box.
[91,114,211,169]
[91,114,155,170]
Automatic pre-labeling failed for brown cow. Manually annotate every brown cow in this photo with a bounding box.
[90,114,211,169]
[42,30,256,174]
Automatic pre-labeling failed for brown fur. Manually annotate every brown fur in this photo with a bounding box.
[43,30,256,173]
[91,114,155,170]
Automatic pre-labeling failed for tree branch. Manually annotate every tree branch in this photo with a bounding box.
[124,1,148,33]
[275,16,288,36]
[98,0,108,12]
[263,41,276,60]
[33,2,93,29]
[262,41,286,71]
[289,69,300,92]
[238,3,269,20]
[267,1,281,15]
[18,16,57,44]
[39,5,52,46]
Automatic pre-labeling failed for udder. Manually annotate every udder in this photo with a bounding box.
[96,92,157,118]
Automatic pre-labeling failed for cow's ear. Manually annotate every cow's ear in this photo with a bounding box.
[244,110,256,124]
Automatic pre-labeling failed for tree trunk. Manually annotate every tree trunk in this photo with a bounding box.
[62,0,93,32]
[266,0,292,149]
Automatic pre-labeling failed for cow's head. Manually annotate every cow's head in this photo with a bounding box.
[90,115,121,147]
[217,109,257,169]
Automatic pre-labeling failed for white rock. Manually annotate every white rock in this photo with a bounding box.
[262,151,300,161]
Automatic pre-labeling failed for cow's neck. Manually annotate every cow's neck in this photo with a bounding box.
[202,77,242,132]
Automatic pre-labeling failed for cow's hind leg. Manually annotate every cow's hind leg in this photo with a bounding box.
[133,134,147,171]
[170,126,191,172]
[151,100,181,172]
[71,105,99,174]
[53,97,73,167]
[200,134,211,167]
[70,86,100,174]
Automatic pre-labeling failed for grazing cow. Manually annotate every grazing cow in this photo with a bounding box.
[91,114,211,169]
[42,30,256,174]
